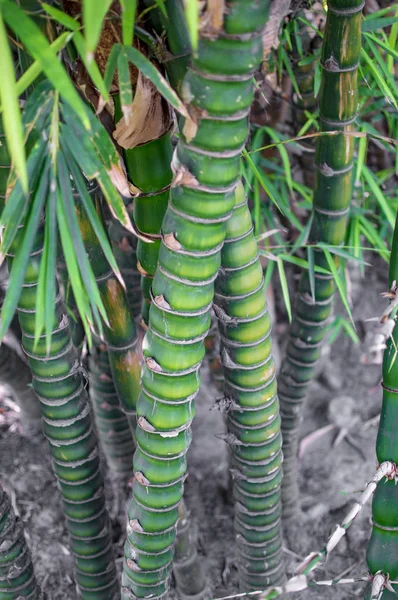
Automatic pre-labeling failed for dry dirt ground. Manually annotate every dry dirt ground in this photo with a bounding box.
[0,258,388,600]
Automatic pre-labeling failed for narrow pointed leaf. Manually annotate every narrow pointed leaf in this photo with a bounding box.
[277,258,291,322]
[56,187,94,345]
[124,46,191,119]
[57,153,108,329]
[64,147,123,284]
[83,0,112,63]
[363,165,395,228]
[0,161,49,339]
[104,44,121,92]
[1,0,90,129]
[0,12,27,192]
[120,0,137,46]
[118,50,133,123]
[323,248,355,328]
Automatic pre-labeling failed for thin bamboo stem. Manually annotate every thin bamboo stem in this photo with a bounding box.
[278,0,364,519]
[214,184,284,590]
[366,213,398,599]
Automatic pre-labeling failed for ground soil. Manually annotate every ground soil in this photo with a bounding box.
[0,257,388,600]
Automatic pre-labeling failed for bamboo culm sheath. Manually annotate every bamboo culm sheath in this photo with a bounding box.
[278,0,363,519]
[7,228,119,599]
[214,184,284,590]
[365,214,398,598]
[121,2,270,597]
[0,483,40,599]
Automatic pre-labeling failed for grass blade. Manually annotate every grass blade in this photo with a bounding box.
[323,247,355,328]
[0,160,49,339]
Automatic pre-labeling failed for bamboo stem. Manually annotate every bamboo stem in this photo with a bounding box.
[0,483,40,599]
[366,213,398,599]
[121,2,270,597]
[278,0,364,519]
[214,184,284,590]
[7,226,120,599]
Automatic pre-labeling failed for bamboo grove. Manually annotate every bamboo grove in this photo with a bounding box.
[0,0,397,599]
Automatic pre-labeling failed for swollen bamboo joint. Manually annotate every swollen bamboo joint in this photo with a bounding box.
[214,184,284,590]
[8,227,119,599]
[122,1,270,597]
[0,483,40,599]
[278,0,363,519]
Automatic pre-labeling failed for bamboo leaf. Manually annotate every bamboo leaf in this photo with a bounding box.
[35,169,57,351]
[307,246,315,303]
[263,258,275,291]
[362,16,398,32]
[263,127,293,194]
[13,33,72,105]
[0,12,27,192]
[124,46,190,119]
[363,165,395,229]
[323,248,355,328]
[57,153,108,330]
[61,126,133,233]
[83,0,112,63]
[44,170,57,351]
[104,44,121,92]
[0,138,47,260]
[41,3,80,31]
[242,148,283,214]
[0,160,49,339]
[278,252,330,275]
[1,0,91,129]
[118,50,133,123]
[277,258,292,322]
[56,186,93,346]
[120,0,137,47]
[183,0,199,52]
[317,242,371,266]
[65,148,124,286]
[361,47,398,110]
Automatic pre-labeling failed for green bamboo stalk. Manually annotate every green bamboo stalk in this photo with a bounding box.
[7,226,119,599]
[291,19,321,188]
[115,65,210,597]
[113,95,173,325]
[214,183,284,590]
[121,3,270,598]
[108,221,142,319]
[0,482,40,599]
[278,0,363,519]
[89,338,135,474]
[366,214,398,599]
